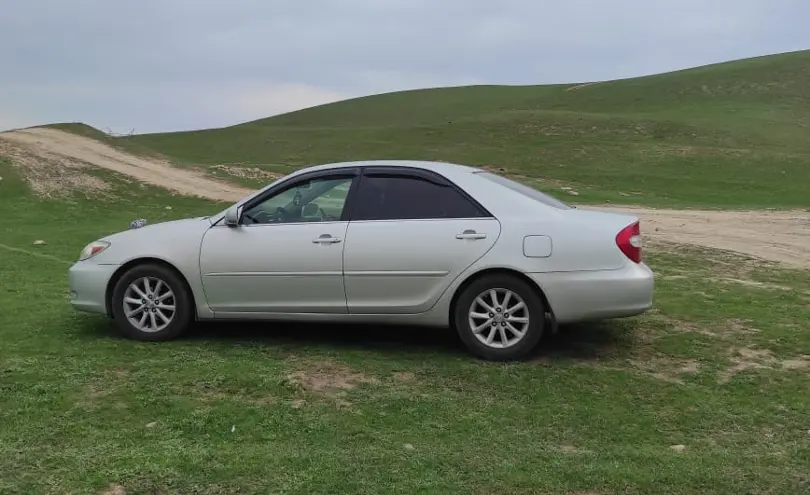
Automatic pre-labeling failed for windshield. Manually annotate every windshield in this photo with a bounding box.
[475,171,572,210]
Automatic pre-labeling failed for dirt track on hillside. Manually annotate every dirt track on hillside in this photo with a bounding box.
[0,127,252,202]
[1,127,808,268]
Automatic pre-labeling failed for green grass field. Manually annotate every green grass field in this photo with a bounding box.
[2,51,810,494]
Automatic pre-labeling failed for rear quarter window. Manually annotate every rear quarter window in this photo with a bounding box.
[475,171,572,210]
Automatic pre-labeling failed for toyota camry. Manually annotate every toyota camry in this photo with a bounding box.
[68,160,654,361]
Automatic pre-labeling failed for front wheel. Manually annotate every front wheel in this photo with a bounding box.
[453,274,545,361]
[110,263,193,341]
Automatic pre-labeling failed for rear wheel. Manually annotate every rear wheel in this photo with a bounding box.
[453,274,545,361]
[110,263,193,341]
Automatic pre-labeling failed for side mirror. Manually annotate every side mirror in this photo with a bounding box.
[224,206,242,227]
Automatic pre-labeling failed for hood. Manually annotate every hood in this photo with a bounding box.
[101,216,211,243]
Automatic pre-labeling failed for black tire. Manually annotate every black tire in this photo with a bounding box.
[453,273,545,361]
[110,263,193,341]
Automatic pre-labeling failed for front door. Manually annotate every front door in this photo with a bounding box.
[342,170,500,314]
[199,174,356,314]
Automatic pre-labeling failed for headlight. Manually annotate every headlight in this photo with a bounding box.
[78,241,111,261]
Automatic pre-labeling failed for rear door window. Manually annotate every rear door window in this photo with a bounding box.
[352,175,488,221]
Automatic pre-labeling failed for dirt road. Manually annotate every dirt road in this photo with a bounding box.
[589,206,810,269]
[1,127,808,268]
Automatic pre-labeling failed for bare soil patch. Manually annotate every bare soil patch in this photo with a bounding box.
[645,312,760,341]
[0,136,110,198]
[0,127,252,202]
[712,277,795,292]
[100,484,126,495]
[284,360,378,397]
[718,347,810,384]
[628,357,701,385]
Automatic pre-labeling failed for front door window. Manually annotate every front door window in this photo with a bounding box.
[242,176,353,225]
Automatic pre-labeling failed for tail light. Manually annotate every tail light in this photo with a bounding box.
[616,221,643,263]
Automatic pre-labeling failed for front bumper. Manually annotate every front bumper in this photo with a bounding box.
[68,261,120,315]
[531,262,654,324]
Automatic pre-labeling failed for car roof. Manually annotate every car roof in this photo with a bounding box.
[290,159,572,219]
[298,159,480,176]
[215,159,570,223]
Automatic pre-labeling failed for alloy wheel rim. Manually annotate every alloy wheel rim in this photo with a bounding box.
[468,288,529,349]
[123,276,176,333]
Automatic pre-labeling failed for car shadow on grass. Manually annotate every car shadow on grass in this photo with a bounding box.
[540,320,637,361]
[75,316,637,362]
[194,321,469,357]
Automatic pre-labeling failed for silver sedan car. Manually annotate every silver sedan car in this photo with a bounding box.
[68,160,654,360]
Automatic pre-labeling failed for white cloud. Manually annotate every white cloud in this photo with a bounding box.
[222,84,350,121]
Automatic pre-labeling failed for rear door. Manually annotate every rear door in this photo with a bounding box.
[342,168,501,314]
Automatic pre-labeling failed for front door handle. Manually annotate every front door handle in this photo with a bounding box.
[312,234,342,244]
[455,230,487,240]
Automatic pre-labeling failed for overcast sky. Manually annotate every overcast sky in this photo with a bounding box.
[1,0,808,134]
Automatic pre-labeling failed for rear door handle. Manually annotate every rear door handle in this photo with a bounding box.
[455,230,487,240]
[312,234,342,244]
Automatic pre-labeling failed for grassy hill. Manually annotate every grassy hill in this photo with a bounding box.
[114,49,810,209]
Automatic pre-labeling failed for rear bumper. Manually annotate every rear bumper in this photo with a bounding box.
[68,261,119,316]
[530,262,654,324]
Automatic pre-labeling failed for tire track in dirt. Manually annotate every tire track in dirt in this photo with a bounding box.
[1,127,808,268]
